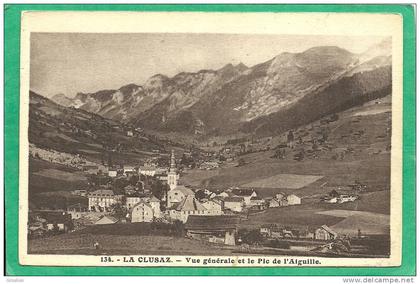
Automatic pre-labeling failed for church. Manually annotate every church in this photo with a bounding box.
[166,150,196,208]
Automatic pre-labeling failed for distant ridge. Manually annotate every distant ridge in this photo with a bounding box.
[50,39,392,137]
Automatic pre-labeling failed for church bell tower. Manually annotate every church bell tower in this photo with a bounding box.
[167,150,178,191]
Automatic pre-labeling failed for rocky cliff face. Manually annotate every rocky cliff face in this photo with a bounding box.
[51,39,392,137]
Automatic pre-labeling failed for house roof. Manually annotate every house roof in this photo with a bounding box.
[96,215,119,224]
[149,196,160,203]
[88,189,114,196]
[320,225,338,236]
[287,194,302,199]
[185,215,241,230]
[269,198,281,204]
[29,226,47,232]
[205,198,222,205]
[174,195,207,211]
[172,185,195,196]
[131,201,152,212]
[124,185,136,190]
[232,188,255,196]
[250,196,263,200]
[139,166,156,171]
[224,196,244,203]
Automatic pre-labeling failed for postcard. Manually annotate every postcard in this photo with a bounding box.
[17,10,404,268]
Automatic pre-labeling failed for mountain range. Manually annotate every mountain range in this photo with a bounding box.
[50,38,392,138]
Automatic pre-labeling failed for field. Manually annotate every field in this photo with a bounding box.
[241,203,390,237]
[241,173,323,189]
[29,158,89,209]
[317,209,390,236]
[29,158,88,194]
[241,204,345,230]
[28,234,233,255]
[33,168,87,182]
[181,153,390,198]
[29,223,233,255]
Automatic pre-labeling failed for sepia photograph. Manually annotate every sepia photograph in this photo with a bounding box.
[16,11,404,267]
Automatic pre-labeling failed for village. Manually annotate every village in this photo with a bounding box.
[27,145,381,257]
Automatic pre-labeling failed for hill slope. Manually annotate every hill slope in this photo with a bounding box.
[30,90,166,165]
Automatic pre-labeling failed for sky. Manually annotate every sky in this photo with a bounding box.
[30,33,386,98]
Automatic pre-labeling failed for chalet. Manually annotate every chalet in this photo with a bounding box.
[276,192,287,201]
[260,225,294,239]
[88,189,116,212]
[131,201,155,223]
[148,196,161,216]
[201,199,223,215]
[138,166,157,177]
[95,215,119,225]
[67,203,88,219]
[97,164,109,175]
[207,192,217,199]
[337,194,358,204]
[72,211,104,229]
[300,229,315,240]
[260,224,276,236]
[315,225,338,240]
[231,188,257,206]
[267,192,288,208]
[167,185,195,207]
[33,211,73,232]
[83,165,99,175]
[250,196,265,207]
[28,227,47,238]
[223,197,244,212]
[123,166,136,176]
[28,214,46,228]
[322,196,339,203]
[185,215,241,245]
[155,172,168,182]
[216,191,230,198]
[268,198,281,208]
[168,195,208,223]
[321,189,358,204]
[125,195,142,209]
[108,169,118,177]
[222,147,231,154]
[286,194,302,206]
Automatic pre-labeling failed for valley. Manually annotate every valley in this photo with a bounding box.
[27,40,392,257]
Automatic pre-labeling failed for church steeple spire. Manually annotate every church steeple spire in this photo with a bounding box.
[170,150,176,172]
[167,149,178,191]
